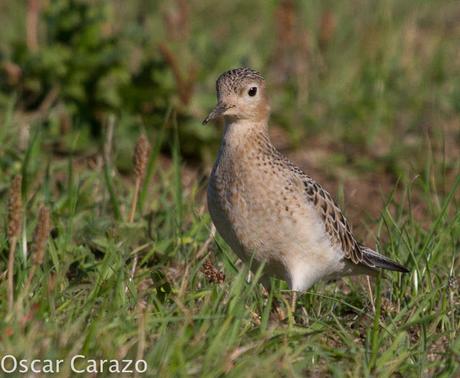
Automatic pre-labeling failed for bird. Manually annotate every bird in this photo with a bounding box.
[203,67,409,293]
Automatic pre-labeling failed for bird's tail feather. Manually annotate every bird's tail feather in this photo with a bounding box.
[361,246,409,273]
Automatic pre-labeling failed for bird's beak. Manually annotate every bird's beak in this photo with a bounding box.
[202,102,231,125]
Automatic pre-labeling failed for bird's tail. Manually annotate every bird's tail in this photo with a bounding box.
[360,246,409,273]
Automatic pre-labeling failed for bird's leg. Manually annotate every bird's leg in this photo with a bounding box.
[272,298,286,322]
[290,291,297,315]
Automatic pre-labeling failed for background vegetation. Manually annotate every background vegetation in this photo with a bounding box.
[0,0,459,376]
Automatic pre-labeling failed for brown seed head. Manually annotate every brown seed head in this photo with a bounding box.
[201,258,225,284]
[133,134,151,181]
[32,205,51,265]
[7,175,22,241]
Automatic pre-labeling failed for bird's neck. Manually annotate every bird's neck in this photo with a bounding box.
[222,118,271,153]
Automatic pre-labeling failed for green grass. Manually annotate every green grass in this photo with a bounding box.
[0,110,458,377]
[0,0,459,377]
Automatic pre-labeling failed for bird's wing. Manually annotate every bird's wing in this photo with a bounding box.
[298,172,407,272]
[281,156,408,271]
[284,159,368,266]
[300,175,365,264]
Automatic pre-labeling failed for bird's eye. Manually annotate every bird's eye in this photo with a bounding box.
[248,87,257,97]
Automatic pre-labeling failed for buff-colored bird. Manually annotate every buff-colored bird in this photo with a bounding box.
[204,67,408,292]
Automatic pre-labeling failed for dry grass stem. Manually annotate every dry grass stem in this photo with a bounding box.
[7,175,22,312]
[23,205,51,294]
[26,0,40,52]
[318,10,336,50]
[7,176,22,241]
[135,279,151,376]
[127,134,151,290]
[158,43,197,106]
[366,276,376,313]
[32,205,51,265]
[196,224,216,259]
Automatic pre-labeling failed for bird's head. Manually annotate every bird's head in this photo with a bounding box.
[203,67,270,125]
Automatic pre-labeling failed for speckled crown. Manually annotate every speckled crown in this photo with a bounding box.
[216,67,264,97]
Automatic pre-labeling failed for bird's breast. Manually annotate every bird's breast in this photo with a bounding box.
[208,150,301,267]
